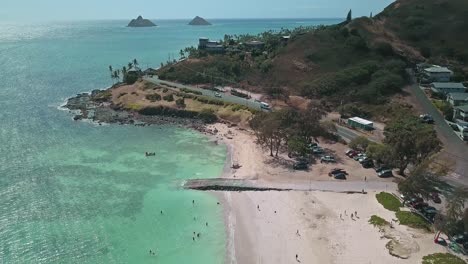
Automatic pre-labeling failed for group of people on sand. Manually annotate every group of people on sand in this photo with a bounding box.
[145,152,155,156]
[339,210,359,220]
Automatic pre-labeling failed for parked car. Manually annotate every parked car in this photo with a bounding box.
[361,159,374,168]
[214,92,222,98]
[293,162,308,170]
[333,173,347,180]
[453,234,468,244]
[312,147,324,155]
[377,170,393,178]
[450,123,460,131]
[329,168,348,176]
[421,206,437,216]
[407,197,424,207]
[359,157,371,164]
[412,202,429,210]
[321,156,336,163]
[347,151,359,158]
[420,114,434,124]
[345,149,357,156]
[309,143,319,149]
[353,153,366,161]
[430,192,442,204]
[375,166,390,173]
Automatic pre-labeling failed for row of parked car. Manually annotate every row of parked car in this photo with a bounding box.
[404,196,440,222]
[293,143,338,170]
[403,194,468,251]
[345,149,393,177]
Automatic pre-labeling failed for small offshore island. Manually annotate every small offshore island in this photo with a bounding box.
[127,16,156,27]
[188,16,211,26]
[65,0,468,263]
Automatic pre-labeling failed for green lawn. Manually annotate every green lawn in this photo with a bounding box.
[369,215,389,227]
[422,253,466,264]
[396,211,431,231]
[376,192,402,212]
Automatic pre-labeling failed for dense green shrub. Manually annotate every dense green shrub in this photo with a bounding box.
[198,109,218,123]
[145,93,161,102]
[175,98,185,108]
[376,192,402,212]
[181,88,203,95]
[124,74,138,85]
[163,94,174,102]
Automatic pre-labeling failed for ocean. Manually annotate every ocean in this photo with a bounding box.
[0,18,341,263]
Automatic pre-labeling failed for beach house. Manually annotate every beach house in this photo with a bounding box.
[447,92,468,107]
[430,82,466,95]
[423,66,453,82]
[198,37,224,53]
[244,40,265,50]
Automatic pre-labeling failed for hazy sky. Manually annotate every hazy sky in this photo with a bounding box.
[1,0,394,21]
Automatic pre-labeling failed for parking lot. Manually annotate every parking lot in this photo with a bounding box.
[289,139,400,183]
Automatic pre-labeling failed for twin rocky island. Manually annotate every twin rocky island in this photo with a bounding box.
[127,15,212,27]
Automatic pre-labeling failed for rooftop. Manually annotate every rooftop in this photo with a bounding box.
[245,40,265,45]
[349,117,373,126]
[455,105,468,112]
[424,66,453,74]
[128,66,142,72]
[432,82,466,89]
[448,92,468,101]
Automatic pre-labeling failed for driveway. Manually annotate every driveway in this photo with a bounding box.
[406,69,468,186]
[144,76,263,110]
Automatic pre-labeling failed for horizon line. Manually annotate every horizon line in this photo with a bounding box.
[0,17,345,24]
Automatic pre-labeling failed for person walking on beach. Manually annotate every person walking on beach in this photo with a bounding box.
[257,205,260,211]
[364,176,367,182]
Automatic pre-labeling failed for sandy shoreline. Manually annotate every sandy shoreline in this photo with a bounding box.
[203,123,449,264]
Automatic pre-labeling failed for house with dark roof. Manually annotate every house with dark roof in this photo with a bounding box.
[453,105,468,122]
[424,66,453,82]
[244,40,265,50]
[198,37,224,53]
[430,82,466,95]
[447,92,468,106]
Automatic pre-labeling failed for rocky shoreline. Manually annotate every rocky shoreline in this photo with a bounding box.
[64,88,208,131]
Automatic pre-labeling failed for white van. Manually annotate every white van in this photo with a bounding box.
[260,102,271,110]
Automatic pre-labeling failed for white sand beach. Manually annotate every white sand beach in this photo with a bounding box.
[205,123,448,264]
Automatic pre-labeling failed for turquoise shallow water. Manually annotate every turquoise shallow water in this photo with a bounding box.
[0,18,340,263]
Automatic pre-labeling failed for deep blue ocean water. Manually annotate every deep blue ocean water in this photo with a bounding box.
[0,18,341,263]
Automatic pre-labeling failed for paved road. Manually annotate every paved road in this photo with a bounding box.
[406,69,468,186]
[336,126,361,142]
[144,76,263,110]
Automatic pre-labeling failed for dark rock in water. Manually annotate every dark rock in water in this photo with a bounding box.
[73,115,83,121]
[188,16,211,26]
[128,16,157,27]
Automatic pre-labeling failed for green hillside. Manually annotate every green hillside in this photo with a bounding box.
[157,0,467,119]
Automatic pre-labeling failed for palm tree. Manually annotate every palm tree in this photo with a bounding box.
[109,65,114,84]
[133,59,139,66]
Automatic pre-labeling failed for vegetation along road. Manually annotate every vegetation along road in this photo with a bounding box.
[144,76,263,110]
[407,69,468,186]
